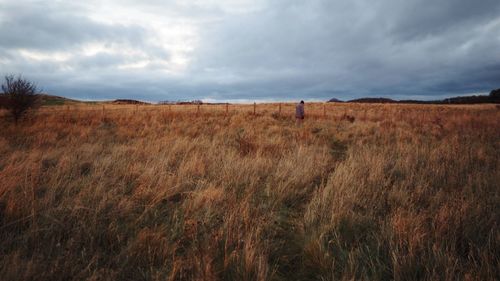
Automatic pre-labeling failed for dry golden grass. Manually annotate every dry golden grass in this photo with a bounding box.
[0,103,499,281]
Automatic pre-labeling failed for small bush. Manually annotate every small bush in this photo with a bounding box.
[1,75,40,123]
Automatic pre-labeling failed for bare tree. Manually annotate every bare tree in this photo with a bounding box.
[0,95,7,109]
[490,89,500,98]
[1,75,40,123]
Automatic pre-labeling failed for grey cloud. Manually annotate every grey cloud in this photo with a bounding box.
[385,0,500,41]
[190,0,500,100]
[72,53,127,69]
[0,0,499,102]
[0,2,147,51]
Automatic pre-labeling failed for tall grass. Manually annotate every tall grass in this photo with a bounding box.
[0,104,498,280]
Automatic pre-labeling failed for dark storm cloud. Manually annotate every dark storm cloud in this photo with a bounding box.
[189,0,500,100]
[386,0,500,41]
[0,0,499,101]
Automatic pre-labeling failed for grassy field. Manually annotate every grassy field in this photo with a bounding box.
[0,103,499,281]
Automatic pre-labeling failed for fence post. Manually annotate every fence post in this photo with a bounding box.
[323,103,326,118]
[66,105,69,121]
[226,103,229,116]
[197,104,200,115]
[102,105,105,121]
[253,102,256,116]
[279,103,281,117]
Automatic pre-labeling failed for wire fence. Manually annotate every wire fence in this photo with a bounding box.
[1,102,496,124]
[31,102,379,119]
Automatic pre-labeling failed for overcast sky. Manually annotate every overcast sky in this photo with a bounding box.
[1,0,499,102]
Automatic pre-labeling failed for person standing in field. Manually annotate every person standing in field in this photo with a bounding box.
[296,100,305,126]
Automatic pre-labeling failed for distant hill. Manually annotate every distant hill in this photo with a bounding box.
[328,89,500,104]
[112,99,150,105]
[441,94,497,104]
[159,100,203,105]
[0,93,80,107]
[348,97,397,103]
[37,94,81,106]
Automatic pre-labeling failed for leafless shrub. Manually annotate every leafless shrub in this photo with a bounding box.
[1,75,40,124]
[340,113,355,123]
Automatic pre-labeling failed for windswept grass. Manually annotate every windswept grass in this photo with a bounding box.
[0,103,498,280]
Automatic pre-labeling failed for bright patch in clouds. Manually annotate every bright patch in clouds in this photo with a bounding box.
[19,49,71,62]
